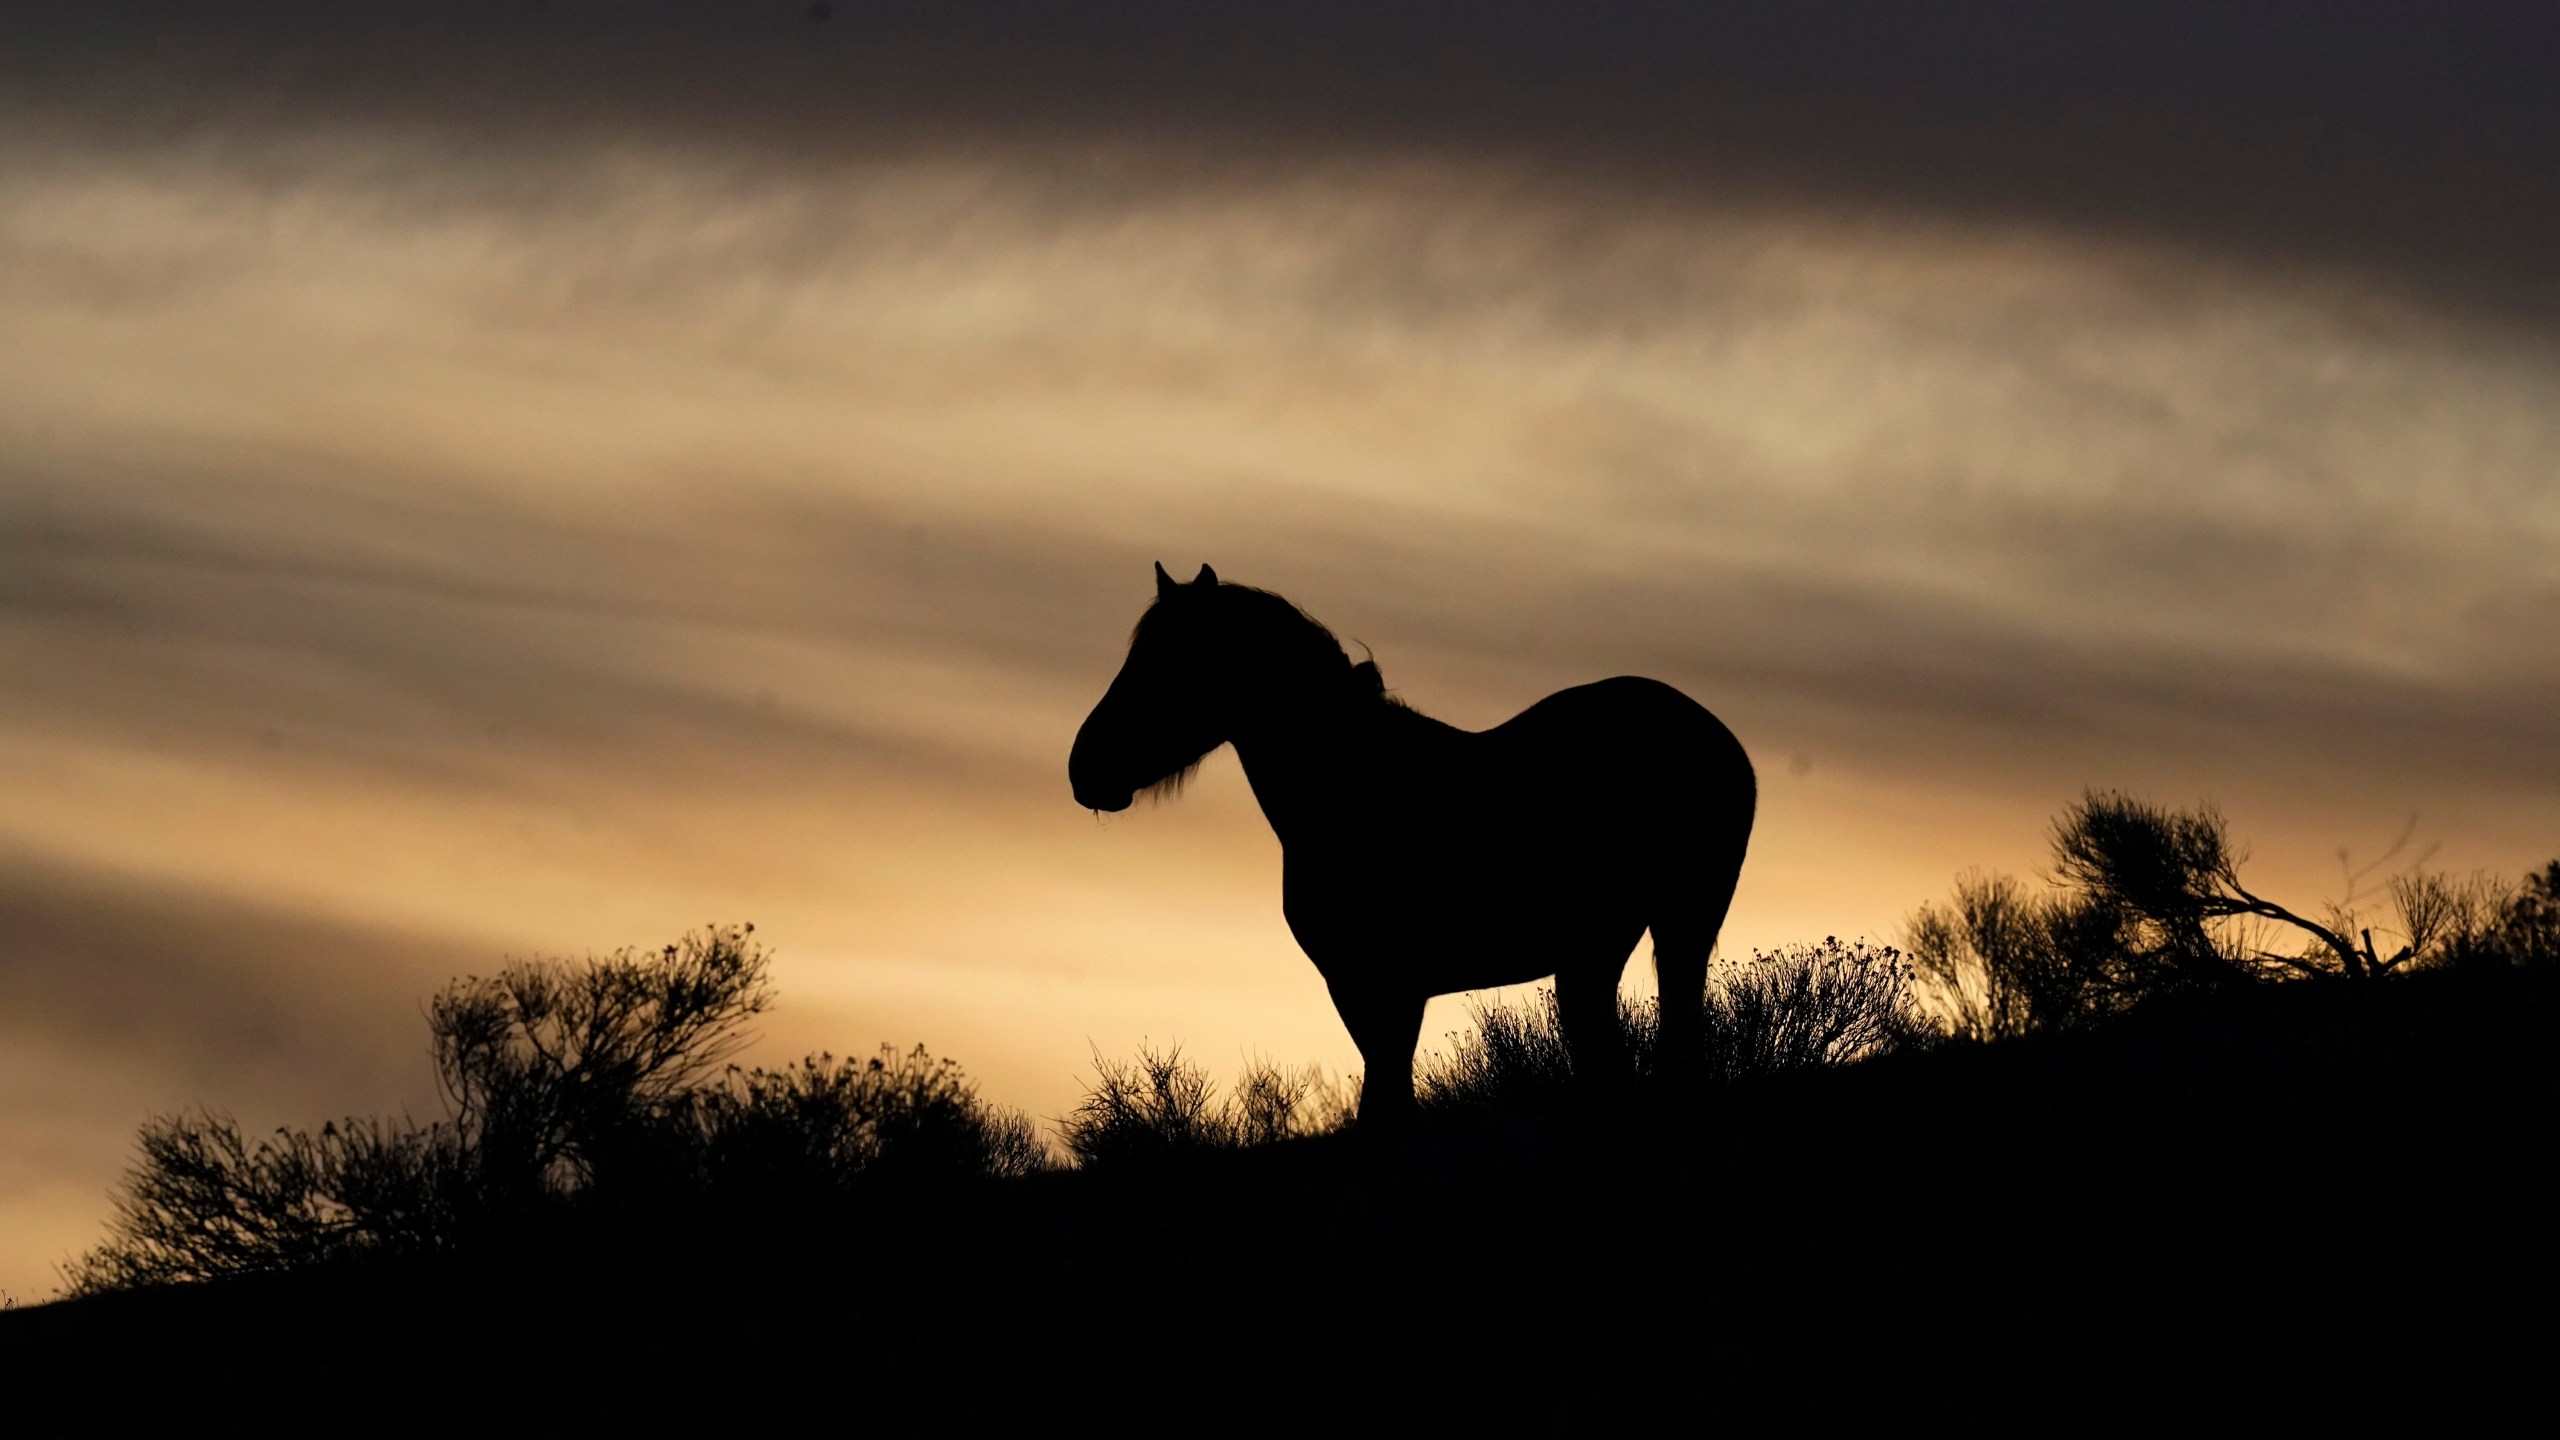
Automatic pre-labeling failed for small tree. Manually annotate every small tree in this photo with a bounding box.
[1909,791,2560,1037]
[2053,793,2447,983]
[431,925,773,1212]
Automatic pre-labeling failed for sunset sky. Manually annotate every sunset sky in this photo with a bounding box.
[5,2,2556,1298]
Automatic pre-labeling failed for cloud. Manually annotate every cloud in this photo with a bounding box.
[0,852,472,1102]
[9,1,2557,312]
[0,851,495,1295]
[4,118,2551,883]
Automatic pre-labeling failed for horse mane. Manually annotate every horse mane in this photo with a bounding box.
[1131,583,1392,693]
[1129,583,1398,803]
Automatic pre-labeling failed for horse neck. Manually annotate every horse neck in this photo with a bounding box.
[1226,680,1395,846]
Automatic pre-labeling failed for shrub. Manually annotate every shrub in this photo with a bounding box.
[1415,989,1586,1112]
[63,1116,475,1294]
[1707,938,1929,1082]
[1907,871,2130,1039]
[1228,1057,1353,1147]
[694,1046,1048,1199]
[1910,790,2560,1037]
[68,926,1043,1294]
[1414,938,1925,1110]
[428,924,774,1213]
[2424,861,2560,971]
[1060,1047,1352,1166]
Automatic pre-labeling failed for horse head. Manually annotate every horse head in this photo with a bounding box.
[1069,562,1231,812]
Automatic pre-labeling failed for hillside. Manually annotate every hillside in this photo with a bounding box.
[10,965,2555,1430]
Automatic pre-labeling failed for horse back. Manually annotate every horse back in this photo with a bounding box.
[1485,676,1754,800]
[1371,674,1756,878]
[1290,675,1751,982]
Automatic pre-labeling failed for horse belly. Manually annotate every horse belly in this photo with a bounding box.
[1282,855,1644,998]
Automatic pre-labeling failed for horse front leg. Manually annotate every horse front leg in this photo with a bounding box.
[1329,980,1425,1126]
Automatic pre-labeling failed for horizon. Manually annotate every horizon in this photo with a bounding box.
[5,2,2556,1300]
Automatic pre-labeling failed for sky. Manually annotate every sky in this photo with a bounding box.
[4,2,2556,1297]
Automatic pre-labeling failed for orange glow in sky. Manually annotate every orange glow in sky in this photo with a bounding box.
[5,10,2556,1299]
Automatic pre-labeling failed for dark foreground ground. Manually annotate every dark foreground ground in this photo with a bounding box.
[11,967,2557,1431]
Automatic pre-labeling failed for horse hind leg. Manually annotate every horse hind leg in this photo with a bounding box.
[1651,846,1746,1086]
[1554,964,1630,1095]
[1651,939,1710,1085]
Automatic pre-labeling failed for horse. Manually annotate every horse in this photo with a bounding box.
[1069,562,1757,1121]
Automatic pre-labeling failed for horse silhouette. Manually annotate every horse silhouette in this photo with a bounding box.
[1070,563,1757,1120]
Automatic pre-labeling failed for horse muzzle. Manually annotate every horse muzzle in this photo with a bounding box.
[1073,784,1134,814]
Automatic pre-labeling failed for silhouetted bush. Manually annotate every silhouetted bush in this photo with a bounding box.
[1907,870,2132,1038]
[1415,938,1924,1111]
[1228,1056,1353,1145]
[427,924,775,1215]
[62,1115,476,1294]
[1707,937,1930,1080]
[1061,1047,1353,1166]
[68,927,1042,1294]
[1909,791,2560,1037]
[2427,861,2560,972]
[1416,989,1585,1112]
[691,1046,1048,1199]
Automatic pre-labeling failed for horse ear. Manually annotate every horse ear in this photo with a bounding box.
[1195,563,1218,587]
[1155,561,1176,598]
